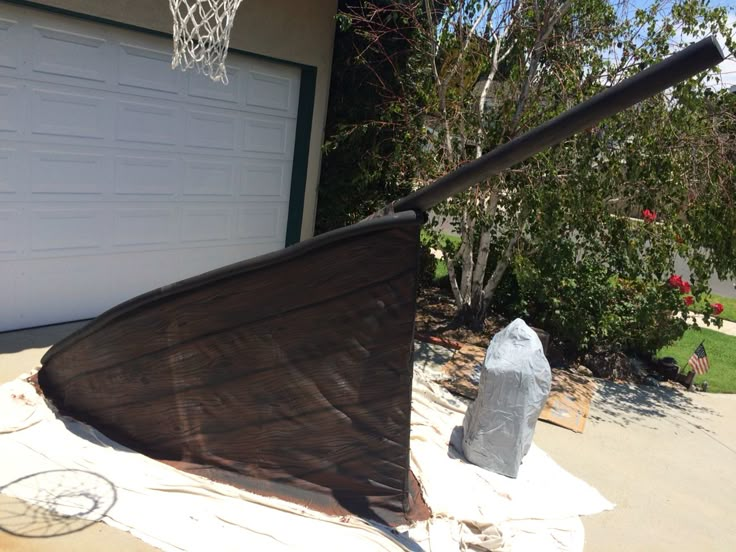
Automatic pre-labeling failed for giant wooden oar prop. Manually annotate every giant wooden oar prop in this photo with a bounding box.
[39,38,724,525]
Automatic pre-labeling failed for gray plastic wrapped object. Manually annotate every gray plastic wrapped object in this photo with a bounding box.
[462,319,551,478]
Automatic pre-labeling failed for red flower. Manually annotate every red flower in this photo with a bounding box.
[668,274,683,289]
[684,296,694,306]
[712,303,724,316]
[642,209,657,222]
[667,275,691,294]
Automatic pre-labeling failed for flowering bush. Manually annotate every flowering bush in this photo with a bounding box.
[667,274,692,296]
[668,274,683,289]
[712,303,724,316]
[668,274,691,294]
[642,209,657,223]
[508,212,724,357]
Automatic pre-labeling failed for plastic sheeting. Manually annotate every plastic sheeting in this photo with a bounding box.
[462,319,552,477]
[0,364,612,552]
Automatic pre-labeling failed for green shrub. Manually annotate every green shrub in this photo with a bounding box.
[314,2,426,235]
[515,254,688,356]
[509,216,714,357]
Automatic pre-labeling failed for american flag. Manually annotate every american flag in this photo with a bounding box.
[688,342,710,375]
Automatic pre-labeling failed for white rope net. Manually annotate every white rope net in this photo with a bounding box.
[169,0,245,84]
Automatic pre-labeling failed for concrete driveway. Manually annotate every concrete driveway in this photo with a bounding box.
[534,381,736,551]
[0,322,156,552]
[2,323,735,551]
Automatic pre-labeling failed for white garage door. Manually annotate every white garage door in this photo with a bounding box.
[0,3,301,332]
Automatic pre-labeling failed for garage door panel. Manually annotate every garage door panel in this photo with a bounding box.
[0,83,22,134]
[1,1,301,331]
[219,242,281,265]
[186,108,239,151]
[114,250,186,294]
[0,209,20,254]
[246,59,300,117]
[240,161,289,199]
[243,116,292,155]
[0,6,301,120]
[246,71,293,113]
[181,206,232,243]
[30,208,105,252]
[30,150,107,195]
[175,243,284,281]
[0,18,22,71]
[0,266,20,329]
[183,158,236,196]
[114,155,179,195]
[31,88,107,139]
[22,256,118,326]
[236,204,284,241]
[112,207,178,247]
[1,242,289,331]
[119,43,182,95]
[31,25,108,83]
[0,147,19,193]
[116,100,181,145]
[177,246,233,280]
[188,66,241,104]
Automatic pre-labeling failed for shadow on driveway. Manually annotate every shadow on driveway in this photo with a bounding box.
[0,321,89,355]
[0,469,116,539]
[590,380,720,431]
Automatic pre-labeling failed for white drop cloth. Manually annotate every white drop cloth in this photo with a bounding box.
[407,370,614,551]
[0,367,613,552]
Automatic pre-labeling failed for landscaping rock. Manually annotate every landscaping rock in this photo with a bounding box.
[642,376,660,387]
[629,358,649,381]
[574,365,594,377]
[582,350,630,380]
[655,357,681,381]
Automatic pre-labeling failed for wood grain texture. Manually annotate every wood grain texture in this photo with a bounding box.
[39,213,428,524]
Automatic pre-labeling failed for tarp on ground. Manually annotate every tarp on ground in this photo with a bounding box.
[0,364,613,552]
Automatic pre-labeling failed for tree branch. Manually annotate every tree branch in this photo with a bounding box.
[481,208,529,307]
[509,0,573,132]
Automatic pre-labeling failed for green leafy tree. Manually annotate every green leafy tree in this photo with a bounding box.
[315,0,430,233]
[324,0,736,355]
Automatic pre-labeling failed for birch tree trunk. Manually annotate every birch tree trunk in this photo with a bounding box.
[437,0,573,329]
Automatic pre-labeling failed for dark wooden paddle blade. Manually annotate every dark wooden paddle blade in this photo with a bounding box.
[39,211,429,525]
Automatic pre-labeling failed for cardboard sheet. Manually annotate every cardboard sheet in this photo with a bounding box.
[439,345,597,434]
[539,371,597,433]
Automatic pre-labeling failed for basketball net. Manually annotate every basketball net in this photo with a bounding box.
[169,0,244,84]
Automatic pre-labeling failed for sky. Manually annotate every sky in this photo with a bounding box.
[687,7,736,89]
[634,0,736,89]
[714,11,736,90]
[454,0,736,89]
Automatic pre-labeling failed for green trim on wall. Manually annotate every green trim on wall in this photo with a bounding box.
[7,0,319,248]
[285,67,316,246]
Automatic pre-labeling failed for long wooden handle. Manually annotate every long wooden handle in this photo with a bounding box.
[391,36,725,214]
